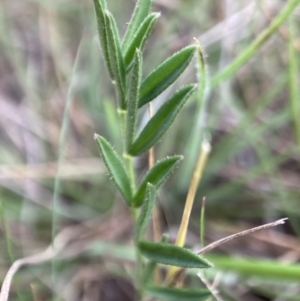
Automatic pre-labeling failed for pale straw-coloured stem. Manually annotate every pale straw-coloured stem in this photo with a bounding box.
[167,138,211,279]
[176,139,211,248]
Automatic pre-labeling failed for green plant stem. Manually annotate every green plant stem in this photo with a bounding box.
[130,185,142,299]
[124,153,136,191]
[119,109,136,190]
[121,106,142,297]
[129,181,141,298]
[211,0,300,87]
[130,207,144,300]
[118,108,127,143]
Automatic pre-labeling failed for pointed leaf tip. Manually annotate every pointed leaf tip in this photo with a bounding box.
[138,45,197,108]
[130,84,197,156]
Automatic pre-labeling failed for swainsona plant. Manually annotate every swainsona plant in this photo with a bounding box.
[92,0,213,299]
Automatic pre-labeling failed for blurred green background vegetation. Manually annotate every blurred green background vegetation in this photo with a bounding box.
[0,0,300,300]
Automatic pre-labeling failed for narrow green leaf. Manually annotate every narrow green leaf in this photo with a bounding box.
[94,134,132,204]
[135,183,156,242]
[130,85,197,156]
[92,0,114,78]
[138,45,196,108]
[126,49,142,151]
[133,155,183,207]
[146,286,212,301]
[138,241,213,268]
[123,12,160,71]
[122,0,152,51]
[105,11,126,109]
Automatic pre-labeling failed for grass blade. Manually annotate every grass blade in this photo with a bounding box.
[206,254,300,281]
[51,38,85,293]
[211,0,300,87]
[288,15,300,148]
[138,241,213,268]
[131,84,197,155]
[138,45,196,107]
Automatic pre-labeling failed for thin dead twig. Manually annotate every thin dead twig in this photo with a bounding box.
[198,218,288,255]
